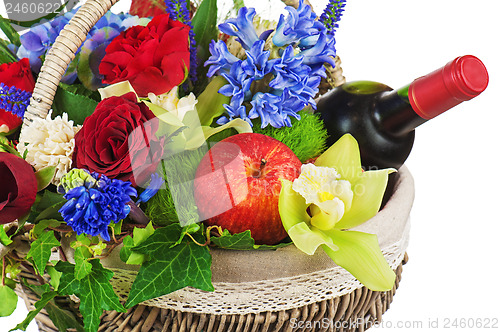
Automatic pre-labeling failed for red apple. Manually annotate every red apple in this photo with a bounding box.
[194,133,302,245]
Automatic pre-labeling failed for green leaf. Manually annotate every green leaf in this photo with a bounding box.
[120,222,155,265]
[195,76,230,126]
[192,0,217,62]
[58,82,101,101]
[12,284,84,332]
[125,224,214,308]
[192,0,218,92]
[119,236,135,264]
[210,229,292,250]
[47,265,62,291]
[45,299,85,332]
[26,231,61,275]
[10,291,57,331]
[27,191,66,224]
[35,166,56,191]
[0,15,20,46]
[32,219,62,238]
[0,39,18,64]
[74,247,93,281]
[55,260,125,332]
[0,285,17,317]
[52,83,99,125]
[321,230,396,292]
[0,225,13,246]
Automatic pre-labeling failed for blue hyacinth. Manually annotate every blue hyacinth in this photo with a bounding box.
[137,173,164,204]
[59,171,137,241]
[205,0,336,129]
[0,83,32,119]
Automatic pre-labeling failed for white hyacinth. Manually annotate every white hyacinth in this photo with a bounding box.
[18,111,81,185]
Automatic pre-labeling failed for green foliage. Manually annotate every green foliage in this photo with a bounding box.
[210,229,292,250]
[26,230,61,275]
[191,0,218,93]
[12,284,84,332]
[35,166,56,191]
[0,226,13,246]
[0,15,20,46]
[52,82,99,125]
[252,110,329,162]
[27,190,66,224]
[0,285,17,317]
[11,291,57,330]
[195,76,230,125]
[125,224,213,309]
[145,147,207,226]
[55,260,125,332]
[119,222,155,265]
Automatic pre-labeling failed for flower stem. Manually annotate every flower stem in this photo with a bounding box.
[2,256,5,286]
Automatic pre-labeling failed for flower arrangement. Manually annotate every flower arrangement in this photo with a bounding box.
[0,0,402,331]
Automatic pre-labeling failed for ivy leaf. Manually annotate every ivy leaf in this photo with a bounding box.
[11,284,84,332]
[125,224,213,309]
[119,222,155,265]
[210,229,293,250]
[10,290,57,331]
[31,219,62,238]
[0,285,17,317]
[26,230,61,275]
[55,260,125,332]
[74,247,93,281]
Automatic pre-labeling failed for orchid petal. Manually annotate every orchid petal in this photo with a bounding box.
[314,134,363,181]
[336,168,395,229]
[278,179,311,231]
[321,230,396,291]
[288,222,338,255]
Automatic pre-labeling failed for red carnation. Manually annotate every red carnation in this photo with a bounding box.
[0,152,37,224]
[99,14,190,97]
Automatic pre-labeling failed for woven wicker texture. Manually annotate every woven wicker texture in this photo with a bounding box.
[22,0,119,129]
[15,254,407,332]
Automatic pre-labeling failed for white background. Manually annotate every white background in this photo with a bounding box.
[2,0,500,331]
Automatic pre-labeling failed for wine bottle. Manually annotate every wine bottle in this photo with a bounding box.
[316,55,489,170]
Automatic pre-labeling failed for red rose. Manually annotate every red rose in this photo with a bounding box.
[72,92,164,186]
[0,58,35,133]
[99,14,190,97]
[0,152,37,224]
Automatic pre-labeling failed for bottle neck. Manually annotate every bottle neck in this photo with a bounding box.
[374,84,427,137]
[374,55,489,137]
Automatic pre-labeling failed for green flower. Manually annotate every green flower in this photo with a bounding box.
[279,134,396,291]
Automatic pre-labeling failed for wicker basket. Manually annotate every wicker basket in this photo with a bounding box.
[11,0,412,331]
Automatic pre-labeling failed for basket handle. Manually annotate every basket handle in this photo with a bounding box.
[22,0,120,130]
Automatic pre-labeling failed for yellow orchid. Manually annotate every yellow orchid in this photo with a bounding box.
[279,134,397,291]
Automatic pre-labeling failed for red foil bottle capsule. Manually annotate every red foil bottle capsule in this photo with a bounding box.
[316,55,489,169]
